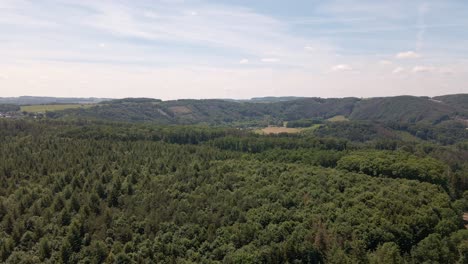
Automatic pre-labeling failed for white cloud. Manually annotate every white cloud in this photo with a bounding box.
[239,59,249,64]
[331,64,353,71]
[392,67,405,74]
[304,46,315,51]
[99,43,106,48]
[396,51,421,59]
[411,66,454,74]
[379,60,392,65]
[261,58,279,63]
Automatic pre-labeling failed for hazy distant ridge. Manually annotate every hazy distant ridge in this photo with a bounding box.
[0,96,112,105]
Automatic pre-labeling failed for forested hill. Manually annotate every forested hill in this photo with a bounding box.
[0,96,111,105]
[46,94,468,125]
[433,94,468,110]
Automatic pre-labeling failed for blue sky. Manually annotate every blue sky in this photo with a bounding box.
[1,0,467,99]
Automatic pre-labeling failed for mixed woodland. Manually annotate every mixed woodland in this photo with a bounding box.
[0,120,468,263]
[0,95,467,263]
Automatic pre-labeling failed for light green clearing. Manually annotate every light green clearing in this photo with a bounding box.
[254,126,303,135]
[327,115,349,122]
[20,104,95,113]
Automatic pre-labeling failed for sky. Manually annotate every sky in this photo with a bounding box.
[1,0,468,99]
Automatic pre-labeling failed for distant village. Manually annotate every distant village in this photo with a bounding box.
[0,111,23,119]
[0,110,43,119]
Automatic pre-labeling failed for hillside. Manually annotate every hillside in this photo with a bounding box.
[349,96,465,124]
[43,95,467,126]
[433,94,468,110]
[0,96,111,105]
[44,97,358,126]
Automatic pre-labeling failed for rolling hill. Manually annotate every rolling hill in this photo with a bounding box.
[348,96,463,124]
[0,96,111,105]
[433,94,468,110]
[44,94,467,126]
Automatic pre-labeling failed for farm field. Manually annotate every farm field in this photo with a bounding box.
[327,115,349,122]
[20,104,95,113]
[256,126,302,134]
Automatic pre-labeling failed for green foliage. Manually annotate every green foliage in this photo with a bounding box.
[411,234,452,263]
[38,237,51,261]
[0,120,466,263]
[286,118,324,128]
[337,150,448,186]
[0,104,20,113]
[42,95,468,128]
[433,94,468,110]
[368,242,403,264]
[350,95,467,123]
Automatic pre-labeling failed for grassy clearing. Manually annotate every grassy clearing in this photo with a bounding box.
[327,115,349,122]
[255,126,302,134]
[20,104,95,113]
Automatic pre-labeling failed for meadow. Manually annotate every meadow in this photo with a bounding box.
[20,104,94,113]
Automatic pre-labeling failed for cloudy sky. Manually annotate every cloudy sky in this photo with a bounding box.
[1,0,468,99]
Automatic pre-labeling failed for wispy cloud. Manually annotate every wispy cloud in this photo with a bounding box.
[392,67,405,74]
[396,51,421,59]
[0,0,467,98]
[411,66,454,74]
[379,60,392,65]
[74,1,318,59]
[331,64,353,71]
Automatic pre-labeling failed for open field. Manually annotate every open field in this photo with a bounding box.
[20,104,95,113]
[255,126,302,134]
[327,115,349,122]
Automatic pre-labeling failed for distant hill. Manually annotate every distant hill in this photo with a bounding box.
[0,96,112,105]
[248,96,306,103]
[44,94,468,125]
[221,96,306,103]
[349,96,464,124]
[433,94,468,110]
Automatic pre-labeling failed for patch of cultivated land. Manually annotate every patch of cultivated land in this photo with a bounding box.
[257,126,302,134]
[20,104,94,113]
[327,115,349,122]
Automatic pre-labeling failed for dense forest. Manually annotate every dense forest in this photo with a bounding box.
[0,118,467,263]
[41,95,468,126]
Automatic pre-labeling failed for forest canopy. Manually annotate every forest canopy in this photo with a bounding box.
[0,119,466,263]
